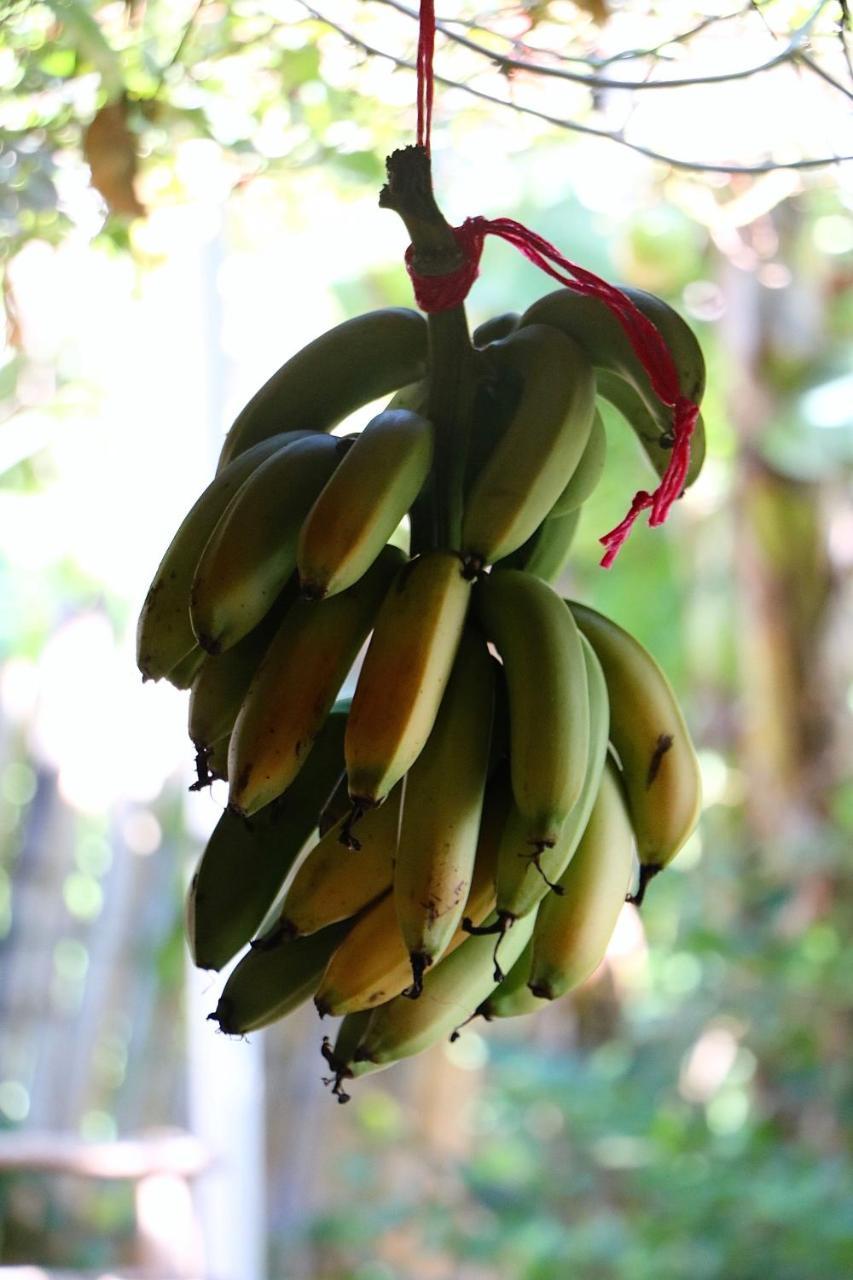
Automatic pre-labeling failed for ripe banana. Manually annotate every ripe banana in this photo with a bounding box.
[217,307,428,471]
[273,786,401,939]
[345,550,471,809]
[494,631,609,921]
[528,760,635,1000]
[186,708,347,971]
[136,430,311,681]
[474,569,589,849]
[191,433,344,654]
[461,324,596,567]
[393,629,494,989]
[229,545,404,816]
[351,908,537,1068]
[297,407,433,600]
[315,772,505,1016]
[212,919,352,1035]
[568,600,702,894]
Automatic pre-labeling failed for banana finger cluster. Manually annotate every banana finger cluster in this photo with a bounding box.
[137,287,705,1102]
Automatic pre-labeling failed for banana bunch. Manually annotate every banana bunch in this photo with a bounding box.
[137,286,706,1100]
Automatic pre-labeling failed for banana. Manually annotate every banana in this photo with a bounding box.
[320,1010,382,1102]
[494,632,609,921]
[351,908,537,1069]
[164,645,206,691]
[520,285,706,442]
[472,311,520,347]
[136,430,311,681]
[297,407,433,600]
[345,550,471,809]
[474,569,589,849]
[476,937,544,1021]
[596,371,705,488]
[273,786,402,939]
[186,708,347,971]
[229,545,404,816]
[550,409,607,516]
[190,433,345,654]
[315,772,506,1016]
[501,507,581,584]
[568,601,701,896]
[528,761,635,1000]
[318,771,351,837]
[393,629,494,989]
[212,919,352,1035]
[216,307,428,471]
[187,585,296,752]
[461,324,596,568]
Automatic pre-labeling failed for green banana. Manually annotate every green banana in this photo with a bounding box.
[476,937,544,1021]
[345,550,471,810]
[229,545,404,816]
[393,629,495,990]
[217,308,428,471]
[494,632,609,920]
[297,407,433,600]
[186,708,346,971]
[212,920,352,1035]
[191,433,344,654]
[596,370,705,487]
[568,601,702,897]
[474,569,589,849]
[136,430,311,681]
[550,409,607,516]
[164,645,206,691]
[461,324,596,568]
[320,1010,381,1102]
[351,909,537,1069]
[521,284,706,437]
[528,761,635,1000]
[501,507,581,584]
[472,311,520,347]
[274,787,401,938]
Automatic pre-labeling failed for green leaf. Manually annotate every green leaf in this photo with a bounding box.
[43,0,124,100]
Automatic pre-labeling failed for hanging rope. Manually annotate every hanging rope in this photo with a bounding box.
[408,1,699,565]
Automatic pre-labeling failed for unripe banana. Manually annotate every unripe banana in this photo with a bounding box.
[472,311,520,347]
[211,919,352,1035]
[217,307,428,471]
[186,708,346,971]
[136,430,311,681]
[477,937,544,1021]
[164,645,206,691]
[297,408,433,600]
[345,550,471,808]
[501,507,581,584]
[191,433,344,654]
[274,786,402,938]
[315,772,506,1017]
[187,585,296,752]
[320,1010,381,1103]
[393,629,495,988]
[461,325,596,567]
[528,761,635,1000]
[495,632,609,920]
[229,545,404,816]
[568,600,701,891]
[550,409,607,516]
[596,370,705,488]
[474,569,589,849]
[352,909,537,1068]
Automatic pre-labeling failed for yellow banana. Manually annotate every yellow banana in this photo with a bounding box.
[315,772,506,1016]
[351,908,537,1069]
[521,284,706,441]
[297,407,433,600]
[190,433,344,654]
[217,308,428,471]
[186,708,346,971]
[272,786,402,939]
[461,324,596,568]
[568,600,702,897]
[212,919,352,1035]
[528,761,635,1000]
[474,569,589,849]
[345,550,471,810]
[229,545,404,816]
[393,629,495,990]
[493,632,609,920]
[136,430,311,681]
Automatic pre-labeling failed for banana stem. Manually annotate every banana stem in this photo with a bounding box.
[380,146,480,550]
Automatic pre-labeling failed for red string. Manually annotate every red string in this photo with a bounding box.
[410,2,697,564]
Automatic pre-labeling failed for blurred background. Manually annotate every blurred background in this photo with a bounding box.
[1,2,852,1277]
